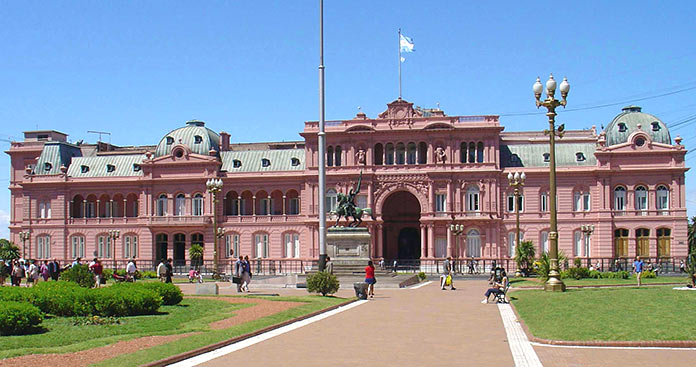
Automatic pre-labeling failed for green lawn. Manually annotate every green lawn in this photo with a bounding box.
[510,276,689,288]
[512,286,696,341]
[0,295,347,366]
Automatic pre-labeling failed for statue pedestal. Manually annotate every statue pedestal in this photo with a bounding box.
[327,227,371,265]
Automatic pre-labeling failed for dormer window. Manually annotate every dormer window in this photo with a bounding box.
[651,121,660,131]
[81,165,89,173]
[194,135,203,144]
[44,162,52,171]
[166,136,174,145]
[635,137,645,147]
[543,153,550,162]
[618,123,627,132]
[261,158,271,167]
[106,164,116,173]
[291,158,300,166]
[576,152,586,161]
[173,149,184,158]
[133,164,141,172]
[233,159,242,168]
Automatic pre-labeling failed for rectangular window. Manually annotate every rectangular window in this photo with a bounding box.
[123,235,138,258]
[97,235,111,258]
[260,198,270,215]
[541,231,549,253]
[583,192,591,211]
[193,196,203,216]
[435,194,447,213]
[289,198,300,215]
[574,192,581,212]
[508,195,524,212]
[574,231,582,257]
[283,233,301,258]
[225,234,239,258]
[508,232,516,257]
[255,234,269,258]
[86,202,95,218]
[466,192,479,212]
[231,199,240,215]
[175,197,186,216]
[39,201,51,219]
[37,236,51,259]
[71,236,85,259]
[540,193,548,212]
[435,237,447,258]
[157,198,167,216]
[657,193,669,211]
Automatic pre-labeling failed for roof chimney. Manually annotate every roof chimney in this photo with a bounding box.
[220,131,230,151]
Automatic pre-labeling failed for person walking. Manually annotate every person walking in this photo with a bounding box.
[633,256,645,286]
[165,258,173,283]
[126,258,137,282]
[90,258,103,288]
[27,260,39,287]
[40,260,50,282]
[11,260,24,286]
[49,258,61,281]
[365,260,376,298]
[234,256,244,292]
[325,256,334,275]
[241,256,252,292]
[441,256,456,290]
[157,259,166,282]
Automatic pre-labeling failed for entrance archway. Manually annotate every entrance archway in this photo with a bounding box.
[382,191,421,259]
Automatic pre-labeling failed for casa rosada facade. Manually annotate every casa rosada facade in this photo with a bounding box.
[6,99,690,267]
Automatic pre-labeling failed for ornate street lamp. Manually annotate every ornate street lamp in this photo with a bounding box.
[19,231,30,259]
[534,74,570,292]
[507,171,526,268]
[206,178,224,277]
[581,224,595,259]
[108,229,120,270]
[450,223,465,258]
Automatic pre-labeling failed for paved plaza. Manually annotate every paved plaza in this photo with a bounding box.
[174,280,696,367]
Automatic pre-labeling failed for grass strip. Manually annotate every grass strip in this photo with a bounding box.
[510,276,689,288]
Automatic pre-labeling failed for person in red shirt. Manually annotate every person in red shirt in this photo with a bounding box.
[90,258,104,288]
[365,260,376,298]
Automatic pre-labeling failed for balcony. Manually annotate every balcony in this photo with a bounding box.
[149,215,211,226]
[68,217,141,225]
[222,215,303,223]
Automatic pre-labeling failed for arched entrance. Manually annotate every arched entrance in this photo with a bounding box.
[382,191,421,259]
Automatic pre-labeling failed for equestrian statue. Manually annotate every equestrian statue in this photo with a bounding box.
[332,171,372,227]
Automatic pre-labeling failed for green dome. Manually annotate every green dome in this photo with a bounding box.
[604,106,671,146]
[155,120,220,157]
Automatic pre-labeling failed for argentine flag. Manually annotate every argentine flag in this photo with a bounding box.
[400,34,415,53]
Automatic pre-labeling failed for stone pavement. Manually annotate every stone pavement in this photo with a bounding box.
[175,280,696,367]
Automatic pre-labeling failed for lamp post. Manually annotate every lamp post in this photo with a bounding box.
[450,223,465,258]
[508,171,525,276]
[19,231,30,259]
[534,74,570,292]
[206,178,223,277]
[108,229,120,270]
[581,224,595,259]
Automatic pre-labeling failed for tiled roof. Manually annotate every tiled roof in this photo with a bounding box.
[605,106,671,146]
[221,149,305,172]
[67,155,146,177]
[501,142,597,168]
[34,142,82,175]
[155,120,220,157]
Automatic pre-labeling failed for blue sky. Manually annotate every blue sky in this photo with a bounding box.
[1,1,695,238]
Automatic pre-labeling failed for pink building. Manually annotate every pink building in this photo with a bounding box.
[6,100,689,270]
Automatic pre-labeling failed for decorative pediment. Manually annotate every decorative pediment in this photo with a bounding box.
[378,99,422,127]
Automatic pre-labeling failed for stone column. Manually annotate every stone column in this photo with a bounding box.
[420,224,427,258]
[447,224,453,257]
[96,200,100,218]
[252,196,256,216]
[282,195,287,215]
[446,180,452,214]
[267,195,271,216]
[428,224,435,258]
[109,200,114,217]
[123,199,127,218]
[428,184,434,215]
[376,224,383,258]
[82,200,87,218]
[237,196,241,216]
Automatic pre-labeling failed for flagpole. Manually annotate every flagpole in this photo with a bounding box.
[398,28,402,100]
[317,0,327,272]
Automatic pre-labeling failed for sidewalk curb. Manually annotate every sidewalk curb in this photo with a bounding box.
[507,300,696,349]
[141,297,357,367]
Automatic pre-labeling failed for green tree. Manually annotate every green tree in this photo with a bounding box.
[306,271,339,296]
[514,240,536,277]
[189,244,204,268]
[0,239,21,262]
[688,216,696,256]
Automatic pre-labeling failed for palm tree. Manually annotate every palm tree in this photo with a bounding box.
[514,240,536,277]
[189,244,204,268]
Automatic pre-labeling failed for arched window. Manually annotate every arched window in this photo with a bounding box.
[157,194,168,216]
[327,146,334,166]
[418,142,428,164]
[636,228,649,257]
[460,142,467,163]
[191,233,204,246]
[325,189,338,213]
[71,235,85,259]
[656,185,669,212]
[540,231,549,253]
[614,186,626,211]
[477,142,484,163]
[175,194,186,216]
[407,142,417,164]
[192,193,204,216]
[466,186,480,212]
[466,230,481,257]
[574,190,589,211]
[634,185,647,213]
[374,143,383,165]
[284,232,300,258]
[468,142,476,163]
[39,200,51,219]
[37,235,51,259]
[123,234,138,258]
[395,143,406,164]
[540,191,549,213]
[334,146,342,166]
[254,232,269,258]
[614,228,629,257]
[657,228,671,257]
[385,143,395,165]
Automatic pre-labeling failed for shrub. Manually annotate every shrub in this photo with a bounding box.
[642,270,657,279]
[306,271,339,296]
[0,301,43,335]
[589,270,602,279]
[91,285,161,316]
[141,271,158,279]
[417,271,427,281]
[573,258,582,268]
[102,268,114,280]
[514,241,536,277]
[60,264,95,288]
[536,251,568,281]
[115,269,142,280]
[600,271,630,279]
[137,282,183,305]
[32,281,88,316]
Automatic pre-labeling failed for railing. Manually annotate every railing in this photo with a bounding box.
[149,215,211,225]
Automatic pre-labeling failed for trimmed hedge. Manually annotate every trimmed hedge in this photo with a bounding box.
[138,282,183,305]
[0,301,43,336]
[60,264,95,288]
[306,271,339,296]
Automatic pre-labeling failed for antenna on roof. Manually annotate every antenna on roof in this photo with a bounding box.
[87,130,111,144]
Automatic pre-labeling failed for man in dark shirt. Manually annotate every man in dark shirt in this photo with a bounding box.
[49,258,60,280]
